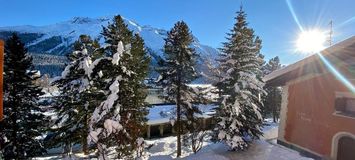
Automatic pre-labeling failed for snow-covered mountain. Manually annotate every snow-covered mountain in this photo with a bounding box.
[0,16,219,80]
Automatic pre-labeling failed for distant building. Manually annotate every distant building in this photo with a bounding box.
[265,36,355,160]
[144,84,218,138]
[145,84,218,105]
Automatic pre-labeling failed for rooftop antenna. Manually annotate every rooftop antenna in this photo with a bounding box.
[328,20,333,46]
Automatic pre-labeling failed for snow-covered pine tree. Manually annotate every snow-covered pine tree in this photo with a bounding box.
[88,15,150,159]
[262,56,282,122]
[213,6,265,150]
[49,35,103,156]
[156,21,203,156]
[0,33,48,159]
[262,56,281,78]
[202,57,225,102]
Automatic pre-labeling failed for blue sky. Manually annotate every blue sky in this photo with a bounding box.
[1,0,355,64]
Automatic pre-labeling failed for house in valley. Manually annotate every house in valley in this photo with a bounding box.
[264,36,355,160]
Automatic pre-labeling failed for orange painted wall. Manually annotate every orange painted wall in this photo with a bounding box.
[284,72,355,157]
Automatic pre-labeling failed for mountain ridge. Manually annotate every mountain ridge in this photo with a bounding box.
[0,15,219,81]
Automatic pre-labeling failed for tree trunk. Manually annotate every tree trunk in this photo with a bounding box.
[83,114,89,155]
[176,84,182,157]
[272,89,277,123]
[63,143,70,158]
[176,49,183,158]
[12,114,18,159]
[11,97,19,159]
[83,136,88,155]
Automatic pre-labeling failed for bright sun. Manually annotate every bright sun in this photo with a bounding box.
[296,29,326,54]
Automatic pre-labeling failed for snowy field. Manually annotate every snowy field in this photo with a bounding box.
[34,120,312,160]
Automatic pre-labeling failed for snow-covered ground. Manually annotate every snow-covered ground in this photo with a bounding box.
[183,140,312,160]
[261,118,279,140]
[143,119,311,160]
[35,119,312,160]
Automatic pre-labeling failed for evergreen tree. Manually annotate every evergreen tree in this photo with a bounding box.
[202,57,225,102]
[213,7,265,150]
[48,35,103,156]
[0,33,48,159]
[156,21,202,156]
[88,15,150,159]
[262,56,282,122]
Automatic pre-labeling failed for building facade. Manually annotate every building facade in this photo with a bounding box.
[265,36,355,160]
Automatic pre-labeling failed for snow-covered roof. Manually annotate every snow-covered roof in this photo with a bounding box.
[264,36,355,86]
[147,104,216,125]
[187,84,214,88]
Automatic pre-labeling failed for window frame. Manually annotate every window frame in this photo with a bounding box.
[334,92,355,119]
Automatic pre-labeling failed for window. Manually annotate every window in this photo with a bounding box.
[348,65,355,76]
[335,92,355,118]
[345,99,355,113]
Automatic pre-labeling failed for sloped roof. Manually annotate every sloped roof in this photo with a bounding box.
[264,36,355,86]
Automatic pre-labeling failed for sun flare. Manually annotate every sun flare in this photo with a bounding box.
[296,30,326,54]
